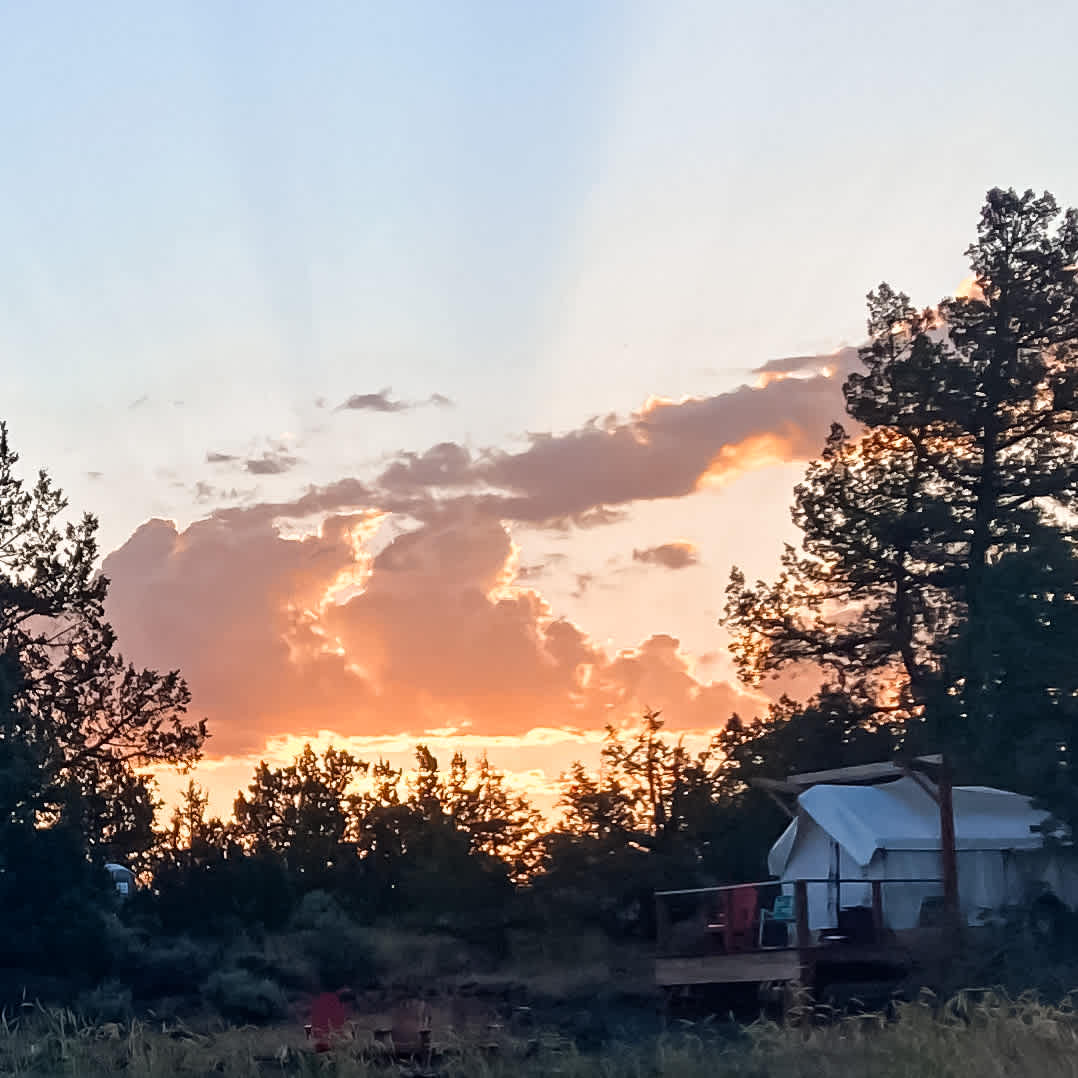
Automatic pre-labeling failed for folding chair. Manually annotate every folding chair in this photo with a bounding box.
[759,893,795,949]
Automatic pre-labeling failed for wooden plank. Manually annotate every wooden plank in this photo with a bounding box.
[787,761,904,786]
[794,880,810,949]
[656,950,801,987]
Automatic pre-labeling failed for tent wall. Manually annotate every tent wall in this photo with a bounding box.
[770,779,1078,934]
[781,813,872,931]
[781,832,1078,932]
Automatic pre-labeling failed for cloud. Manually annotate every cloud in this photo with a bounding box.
[572,572,594,598]
[751,349,856,388]
[633,541,699,570]
[103,506,764,756]
[337,389,409,413]
[337,389,455,414]
[245,450,299,475]
[101,346,856,759]
[377,443,474,492]
[194,481,250,503]
[370,351,855,527]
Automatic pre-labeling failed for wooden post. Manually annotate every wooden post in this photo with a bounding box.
[656,894,671,955]
[938,756,961,949]
[871,880,884,943]
[793,879,813,1004]
[794,880,810,949]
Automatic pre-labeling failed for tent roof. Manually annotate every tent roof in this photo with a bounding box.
[768,776,1049,875]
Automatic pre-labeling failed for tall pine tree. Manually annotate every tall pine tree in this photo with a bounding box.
[724,188,1078,823]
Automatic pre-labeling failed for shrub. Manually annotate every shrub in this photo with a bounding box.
[128,936,219,1001]
[199,968,288,1024]
[369,925,474,990]
[75,979,133,1023]
[287,891,378,989]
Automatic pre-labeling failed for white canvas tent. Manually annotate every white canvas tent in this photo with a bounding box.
[767,777,1077,932]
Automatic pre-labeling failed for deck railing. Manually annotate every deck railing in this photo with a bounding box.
[654,878,945,957]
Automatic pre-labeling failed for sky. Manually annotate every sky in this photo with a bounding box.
[3,1,1077,816]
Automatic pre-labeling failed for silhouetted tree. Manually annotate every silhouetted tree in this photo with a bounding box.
[445,752,543,881]
[233,744,366,887]
[724,189,1078,793]
[0,421,206,990]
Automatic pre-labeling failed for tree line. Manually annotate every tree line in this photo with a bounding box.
[1,186,1077,1008]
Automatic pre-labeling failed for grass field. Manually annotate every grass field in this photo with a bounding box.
[4,991,1078,1077]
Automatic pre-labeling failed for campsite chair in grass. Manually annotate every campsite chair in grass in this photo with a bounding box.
[308,991,351,1053]
[759,893,796,949]
[389,999,433,1061]
[725,885,759,953]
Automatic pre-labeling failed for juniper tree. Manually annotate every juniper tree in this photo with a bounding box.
[0,421,207,978]
[0,421,205,862]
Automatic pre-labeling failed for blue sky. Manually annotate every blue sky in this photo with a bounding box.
[5,2,1077,554]
[3,2,1077,803]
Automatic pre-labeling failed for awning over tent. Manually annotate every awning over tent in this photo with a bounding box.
[768,777,1049,876]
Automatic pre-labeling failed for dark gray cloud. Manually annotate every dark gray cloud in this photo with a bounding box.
[194,481,249,503]
[377,443,474,491]
[338,389,409,413]
[245,451,299,476]
[337,389,454,414]
[633,541,700,570]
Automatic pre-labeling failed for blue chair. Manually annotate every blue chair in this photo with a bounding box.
[759,893,796,948]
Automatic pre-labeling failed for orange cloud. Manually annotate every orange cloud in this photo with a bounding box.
[107,347,855,786]
[695,429,809,491]
[104,505,765,759]
[953,274,985,301]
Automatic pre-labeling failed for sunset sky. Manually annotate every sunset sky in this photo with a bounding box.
[4,2,1077,815]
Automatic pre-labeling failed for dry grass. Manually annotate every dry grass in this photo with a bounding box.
[4,991,1078,1076]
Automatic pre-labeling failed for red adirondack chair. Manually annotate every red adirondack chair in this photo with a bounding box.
[308,991,350,1052]
[724,885,759,953]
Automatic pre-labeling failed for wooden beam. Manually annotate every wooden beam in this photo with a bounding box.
[757,785,796,819]
[938,756,961,951]
[901,765,940,805]
[751,777,803,795]
[787,761,905,786]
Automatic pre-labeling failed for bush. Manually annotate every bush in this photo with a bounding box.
[286,891,378,989]
[75,980,133,1023]
[128,936,219,1001]
[369,925,475,990]
[199,968,288,1024]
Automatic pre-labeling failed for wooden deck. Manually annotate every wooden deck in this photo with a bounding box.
[655,878,938,991]
[656,948,801,986]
